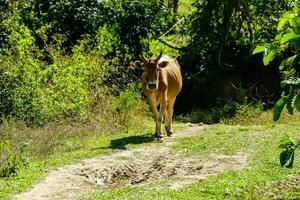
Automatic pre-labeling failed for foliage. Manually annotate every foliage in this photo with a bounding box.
[0,144,29,178]
[185,0,292,71]
[95,0,172,90]
[279,134,299,168]
[178,101,238,124]
[253,1,300,168]
[0,0,32,52]
[0,124,28,177]
[112,83,148,126]
[0,19,112,125]
[253,2,300,120]
[107,0,172,57]
[26,0,108,47]
[21,0,172,55]
[0,0,167,126]
[177,0,293,111]
[179,101,265,125]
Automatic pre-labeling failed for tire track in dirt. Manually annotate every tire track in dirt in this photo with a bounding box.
[13,124,247,200]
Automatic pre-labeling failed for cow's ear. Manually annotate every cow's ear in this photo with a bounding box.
[158,61,169,68]
[133,61,143,69]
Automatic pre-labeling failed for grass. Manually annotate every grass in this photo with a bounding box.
[2,100,300,200]
[0,117,184,200]
[81,110,300,200]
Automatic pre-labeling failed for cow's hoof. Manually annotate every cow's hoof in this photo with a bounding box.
[167,130,173,137]
[157,136,163,142]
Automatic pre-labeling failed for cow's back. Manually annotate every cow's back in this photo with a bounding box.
[158,56,182,99]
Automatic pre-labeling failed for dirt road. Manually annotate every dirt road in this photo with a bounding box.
[14,124,247,200]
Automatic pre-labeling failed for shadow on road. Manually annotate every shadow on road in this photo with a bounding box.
[109,134,155,150]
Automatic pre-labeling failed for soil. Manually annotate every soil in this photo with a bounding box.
[13,124,247,200]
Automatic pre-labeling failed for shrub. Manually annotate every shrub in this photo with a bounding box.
[0,121,28,177]
[112,83,148,127]
[0,21,111,125]
[0,144,28,178]
[253,1,300,168]
[177,0,293,112]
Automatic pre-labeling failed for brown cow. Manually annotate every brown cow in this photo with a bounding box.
[133,51,182,141]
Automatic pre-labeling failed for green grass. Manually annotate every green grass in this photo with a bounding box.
[82,111,300,200]
[3,105,300,200]
[0,130,148,199]
[0,120,185,200]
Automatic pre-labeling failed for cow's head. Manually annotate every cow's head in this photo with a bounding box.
[133,51,169,90]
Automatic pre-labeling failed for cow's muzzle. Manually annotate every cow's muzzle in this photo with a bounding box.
[147,81,157,90]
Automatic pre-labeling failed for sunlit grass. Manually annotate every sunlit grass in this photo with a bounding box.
[82,111,300,200]
[0,118,184,200]
[3,101,300,199]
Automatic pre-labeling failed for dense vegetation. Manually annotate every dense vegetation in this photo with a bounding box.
[253,1,300,168]
[0,0,295,124]
[1,0,300,191]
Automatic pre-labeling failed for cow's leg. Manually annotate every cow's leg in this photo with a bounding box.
[148,96,159,137]
[156,97,167,141]
[149,100,159,120]
[165,97,175,137]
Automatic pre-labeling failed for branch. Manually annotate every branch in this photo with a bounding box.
[159,17,186,39]
[156,37,182,50]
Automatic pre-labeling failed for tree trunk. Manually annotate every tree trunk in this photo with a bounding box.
[168,0,173,8]
[172,0,179,23]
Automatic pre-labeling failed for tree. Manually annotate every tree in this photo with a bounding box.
[253,1,300,168]
[176,0,293,111]
[167,0,179,23]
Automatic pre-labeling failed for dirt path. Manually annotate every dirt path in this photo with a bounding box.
[13,124,247,200]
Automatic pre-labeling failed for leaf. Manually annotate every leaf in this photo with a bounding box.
[287,36,300,47]
[279,134,296,168]
[277,18,289,31]
[293,94,300,111]
[280,32,297,45]
[263,49,277,66]
[286,98,294,115]
[289,19,296,28]
[280,77,300,88]
[252,46,265,54]
[279,134,294,148]
[282,12,295,20]
[279,55,298,70]
[280,148,295,168]
[294,4,300,13]
[273,96,288,121]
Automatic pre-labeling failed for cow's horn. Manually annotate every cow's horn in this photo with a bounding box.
[156,50,163,61]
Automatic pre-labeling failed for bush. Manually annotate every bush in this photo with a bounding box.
[176,0,293,112]
[0,21,112,125]
[178,101,238,124]
[0,144,28,178]
[0,121,28,177]
[112,83,148,127]
[108,0,172,57]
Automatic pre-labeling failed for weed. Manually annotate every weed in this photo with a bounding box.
[0,123,29,177]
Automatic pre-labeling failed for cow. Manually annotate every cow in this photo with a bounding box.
[133,51,182,141]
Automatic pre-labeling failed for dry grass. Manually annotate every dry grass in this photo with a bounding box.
[0,90,150,159]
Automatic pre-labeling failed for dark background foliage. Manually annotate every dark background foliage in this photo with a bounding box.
[176,0,293,114]
[0,0,296,124]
